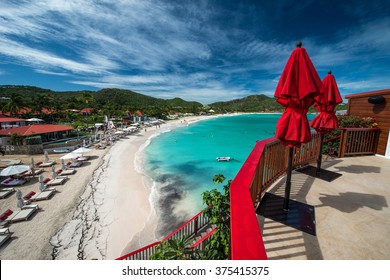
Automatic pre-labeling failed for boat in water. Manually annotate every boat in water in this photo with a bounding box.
[216,156,232,162]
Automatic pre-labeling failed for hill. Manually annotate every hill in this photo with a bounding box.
[209,94,283,112]
[0,85,203,111]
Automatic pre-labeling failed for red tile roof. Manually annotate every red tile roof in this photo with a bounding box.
[79,108,93,114]
[0,117,26,123]
[0,124,74,136]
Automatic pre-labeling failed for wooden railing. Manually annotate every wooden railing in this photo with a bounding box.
[117,241,161,260]
[338,128,380,157]
[163,211,209,241]
[248,133,321,206]
[230,132,321,259]
[116,211,211,260]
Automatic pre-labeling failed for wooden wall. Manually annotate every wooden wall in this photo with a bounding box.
[346,89,390,156]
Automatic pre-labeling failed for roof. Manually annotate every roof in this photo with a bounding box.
[345,88,390,99]
[0,124,74,136]
[0,117,26,123]
[79,108,93,114]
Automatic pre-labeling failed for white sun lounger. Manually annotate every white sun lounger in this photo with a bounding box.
[6,206,39,223]
[0,178,26,186]
[30,188,56,201]
[58,169,76,176]
[0,188,16,199]
[67,161,83,168]
[46,177,66,186]
[0,232,11,248]
[30,168,44,175]
[38,161,56,167]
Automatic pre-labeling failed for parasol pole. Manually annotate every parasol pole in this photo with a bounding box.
[283,146,294,211]
[316,133,325,173]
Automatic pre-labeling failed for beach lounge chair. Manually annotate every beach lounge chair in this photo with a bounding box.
[6,205,39,223]
[30,188,56,202]
[0,177,26,186]
[75,155,89,161]
[0,230,12,248]
[66,161,83,168]
[29,168,44,176]
[0,188,16,199]
[0,227,10,234]
[0,159,22,168]
[38,161,55,168]
[23,191,36,201]
[57,169,76,176]
[0,209,13,227]
[46,176,66,186]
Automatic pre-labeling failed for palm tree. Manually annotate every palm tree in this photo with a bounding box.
[2,92,25,117]
[151,236,198,260]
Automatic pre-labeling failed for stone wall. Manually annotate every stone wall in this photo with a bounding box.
[3,144,44,155]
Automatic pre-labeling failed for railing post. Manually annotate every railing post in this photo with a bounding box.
[338,129,346,158]
[194,216,199,236]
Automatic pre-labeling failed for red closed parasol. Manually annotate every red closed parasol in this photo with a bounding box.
[275,42,323,148]
[274,41,323,211]
[310,71,343,173]
[310,71,343,133]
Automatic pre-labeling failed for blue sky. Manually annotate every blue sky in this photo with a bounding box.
[0,0,389,104]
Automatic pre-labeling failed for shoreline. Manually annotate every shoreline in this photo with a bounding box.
[0,113,232,259]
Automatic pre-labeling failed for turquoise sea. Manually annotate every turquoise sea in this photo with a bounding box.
[144,113,288,236]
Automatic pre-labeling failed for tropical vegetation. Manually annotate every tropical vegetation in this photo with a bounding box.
[323,115,378,156]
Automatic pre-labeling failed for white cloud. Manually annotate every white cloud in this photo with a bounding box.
[35,70,70,76]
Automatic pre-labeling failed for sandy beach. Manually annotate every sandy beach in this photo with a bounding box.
[0,115,217,260]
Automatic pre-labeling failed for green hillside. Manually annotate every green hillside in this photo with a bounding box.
[0,85,202,112]
[209,94,283,112]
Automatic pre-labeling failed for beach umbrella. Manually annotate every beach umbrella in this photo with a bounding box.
[39,174,44,183]
[31,157,35,168]
[39,181,46,191]
[16,190,22,199]
[274,41,323,210]
[17,198,25,209]
[60,152,81,160]
[51,165,56,172]
[44,150,50,163]
[310,71,343,173]
[0,165,30,176]
[61,158,66,170]
[51,171,57,179]
[73,147,92,154]
[26,118,44,122]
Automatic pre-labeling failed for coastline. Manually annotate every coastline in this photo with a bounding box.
[0,114,222,259]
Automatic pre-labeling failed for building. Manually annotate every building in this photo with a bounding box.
[0,124,74,145]
[0,117,26,130]
[345,89,390,157]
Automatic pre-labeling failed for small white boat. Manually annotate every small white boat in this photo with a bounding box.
[216,157,231,162]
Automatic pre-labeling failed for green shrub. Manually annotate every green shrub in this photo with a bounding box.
[323,115,378,156]
[25,135,42,145]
